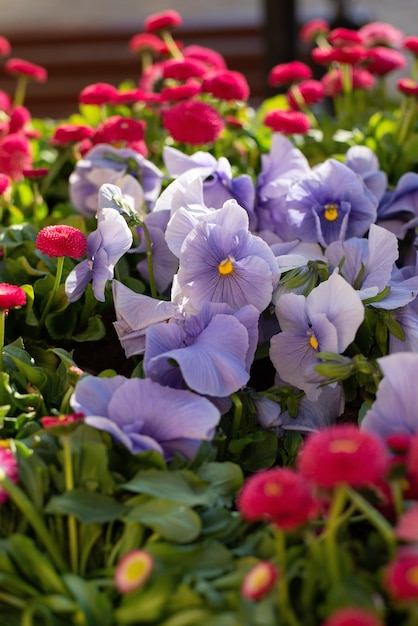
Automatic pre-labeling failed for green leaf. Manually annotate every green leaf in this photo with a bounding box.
[122,469,211,507]
[124,498,202,543]
[45,489,127,523]
[196,462,243,507]
[62,574,113,626]
[72,315,106,342]
[5,347,47,388]
[114,576,174,624]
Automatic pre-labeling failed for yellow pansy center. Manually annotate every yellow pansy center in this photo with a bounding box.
[324,203,339,221]
[218,256,235,276]
[309,333,319,350]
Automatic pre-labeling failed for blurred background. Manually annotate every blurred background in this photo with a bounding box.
[0,0,416,118]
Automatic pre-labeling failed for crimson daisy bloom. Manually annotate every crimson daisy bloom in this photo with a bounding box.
[40,413,84,433]
[237,467,319,531]
[0,284,26,311]
[298,424,389,489]
[384,549,418,601]
[264,110,310,134]
[144,10,182,34]
[321,607,383,626]
[162,100,224,145]
[114,550,154,593]
[0,444,19,504]
[36,225,87,259]
[4,58,47,83]
[241,561,278,601]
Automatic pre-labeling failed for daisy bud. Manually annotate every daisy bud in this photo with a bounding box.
[0,283,26,311]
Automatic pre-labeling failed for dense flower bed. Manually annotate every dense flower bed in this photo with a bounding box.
[0,9,417,626]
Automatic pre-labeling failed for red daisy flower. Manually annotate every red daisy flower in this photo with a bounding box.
[0,173,11,195]
[299,19,330,45]
[237,467,319,531]
[0,36,11,57]
[395,504,418,543]
[287,79,324,109]
[298,424,389,489]
[92,116,146,145]
[52,123,94,145]
[0,284,26,311]
[162,58,208,81]
[79,83,119,106]
[4,58,47,83]
[36,225,87,259]
[162,100,224,145]
[0,133,32,180]
[268,61,312,87]
[144,10,182,33]
[364,47,407,76]
[264,110,310,134]
[129,33,165,55]
[403,36,418,56]
[183,44,227,70]
[0,444,19,504]
[241,561,278,601]
[384,549,418,601]
[114,550,154,593]
[40,413,84,433]
[327,27,363,47]
[161,79,201,102]
[321,607,383,626]
[397,78,418,97]
[201,69,250,101]
[359,22,404,49]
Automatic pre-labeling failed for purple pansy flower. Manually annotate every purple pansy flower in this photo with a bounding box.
[255,133,311,241]
[286,158,378,247]
[344,145,387,203]
[69,144,164,217]
[112,280,178,358]
[175,200,280,313]
[270,271,364,400]
[325,224,399,301]
[65,208,133,302]
[143,301,260,398]
[163,145,256,219]
[361,352,418,438]
[70,374,220,460]
[376,172,418,241]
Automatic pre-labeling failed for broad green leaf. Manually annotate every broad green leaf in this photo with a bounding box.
[124,498,202,543]
[45,489,127,523]
[122,469,210,506]
[62,574,113,626]
[114,576,173,624]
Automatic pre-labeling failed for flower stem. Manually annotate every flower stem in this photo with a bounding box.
[274,527,301,626]
[39,255,65,327]
[13,76,28,106]
[346,487,396,557]
[61,434,79,574]
[323,484,347,586]
[0,474,67,573]
[230,393,243,440]
[0,309,5,373]
[139,220,157,298]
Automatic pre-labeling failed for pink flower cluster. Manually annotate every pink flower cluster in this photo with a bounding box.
[237,424,418,615]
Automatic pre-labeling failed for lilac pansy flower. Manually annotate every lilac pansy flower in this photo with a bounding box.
[255,133,311,241]
[69,144,164,217]
[325,223,399,301]
[112,280,179,358]
[376,172,418,240]
[286,158,378,247]
[175,200,280,313]
[253,379,344,436]
[71,374,220,460]
[65,208,133,302]
[361,352,418,438]
[143,301,260,398]
[162,145,256,220]
[98,182,143,218]
[344,145,387,203]
[270,271,364,401]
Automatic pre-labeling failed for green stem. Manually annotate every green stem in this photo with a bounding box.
[274,528,301,626]
[39,256,65,327]
[346,487,396,557]
[0,474,67,573]
[161,30,183,59]
[13,76,28,106]
[396,96,417,145]
[61,434,79,574]
[0,309,5,373]
[323,484,347,586]
[39,148,72,197]
[139,220,157,299]
[229,393,243,440]
[0,590,25,610]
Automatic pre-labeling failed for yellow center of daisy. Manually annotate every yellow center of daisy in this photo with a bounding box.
[406,565,418,588]
[218,257,235,276]
[309,333,319,350]
[324,203,339,221]
[250,565,272,588]
[125,559,148,582]
[264,481,282,497]
[329,439,360,454]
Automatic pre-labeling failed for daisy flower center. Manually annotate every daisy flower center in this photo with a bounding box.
[406,565,418,588]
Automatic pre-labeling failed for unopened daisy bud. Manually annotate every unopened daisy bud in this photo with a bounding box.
[36,225,87,259]
[114,550,154,594]
[241,561,278,601]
